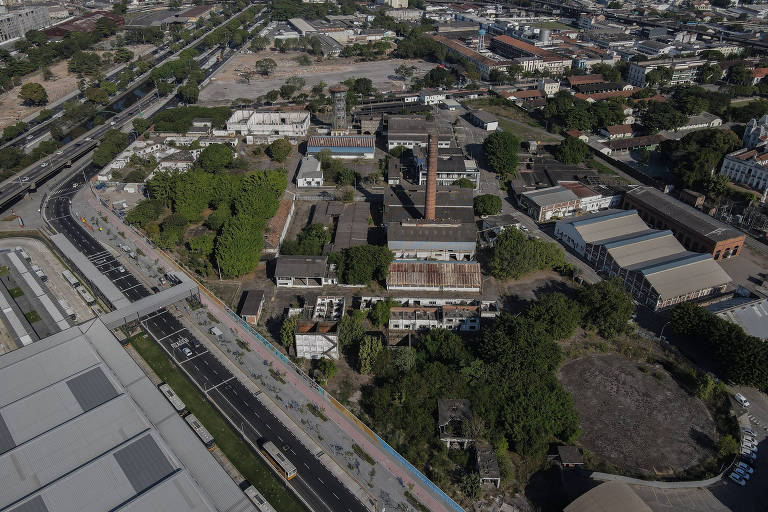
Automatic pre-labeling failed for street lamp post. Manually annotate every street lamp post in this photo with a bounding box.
[659,321,671,342]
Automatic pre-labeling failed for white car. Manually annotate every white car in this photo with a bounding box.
[729,473,746,486]
[736,461,754,474]
[735,393,750,407]
[20,176,29,182]
[117,266,125,273]
[741,448,757,460]
[40,162,48,168]
[182,347,193,357]
[743,427,757,437]
[56,150,63,155]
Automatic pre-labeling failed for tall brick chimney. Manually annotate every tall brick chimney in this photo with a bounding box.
[425,131,438,221]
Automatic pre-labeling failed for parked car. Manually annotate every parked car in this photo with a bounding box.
[733,467,751,480]
[729,473,746,486]
[741,449,757,460]
[736,461,754,474]
[743,427,757,437]
[117,266,125,273]
[182,346,193,358]
[735,393,750,407]
[40,162,48,168]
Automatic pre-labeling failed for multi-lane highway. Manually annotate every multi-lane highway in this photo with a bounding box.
[45,169,368,512]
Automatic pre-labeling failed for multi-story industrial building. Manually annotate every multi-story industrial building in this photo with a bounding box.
[720,148,768,202]
[623,186,745,260]
[0,7,49,42]
[627,58,708,87]
[555,209,732,310]
[225,110,310,143]
[490,35,571,74]
[388,304,481,332]
[430,34,512,80]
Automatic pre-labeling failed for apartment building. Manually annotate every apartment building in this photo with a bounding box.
[490,35,571,74]
[0,7,49,42]
[388,305,481,331]
[720,148,768,202]
[627,58,707,87]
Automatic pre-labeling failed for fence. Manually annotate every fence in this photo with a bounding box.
[224,309,466,512]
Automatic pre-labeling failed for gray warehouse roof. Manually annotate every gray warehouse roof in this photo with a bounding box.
[709,297,768,340]
[275,255,328,277]
[522,185,579,206]
[388,220,477,244]
[625,187,744,243]
[0,319,255,512]
[385,186,475,224]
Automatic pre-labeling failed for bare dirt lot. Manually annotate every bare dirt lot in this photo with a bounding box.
[558,353,716,476]
[0,44,155,130]
[199,51,435,104]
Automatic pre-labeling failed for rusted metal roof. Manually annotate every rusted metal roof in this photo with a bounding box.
[387,261,481,289]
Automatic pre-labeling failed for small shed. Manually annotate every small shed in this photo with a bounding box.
[557,445,584,469]
[209,326,223,337]
[238,289,265,325]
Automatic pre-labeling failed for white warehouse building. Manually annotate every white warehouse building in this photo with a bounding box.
[225,110,310,143]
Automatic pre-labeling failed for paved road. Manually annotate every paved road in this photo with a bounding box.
[45,173,367,512]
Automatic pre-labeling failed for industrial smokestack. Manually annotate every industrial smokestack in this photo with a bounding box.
[425,132,438,221]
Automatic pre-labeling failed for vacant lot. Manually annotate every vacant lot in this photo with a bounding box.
[200,51,435,103]
[559,354,716,476]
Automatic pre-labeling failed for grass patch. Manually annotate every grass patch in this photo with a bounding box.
[9,286,23,298]
[306,403,328,422]
[129,333,305,512]
[0,266,8,276]
[586,158,617,175]
[269,367,287,384]
[404,491,430,512]
[352,443,375,465]
[24,310,41,323]
[236,338,252,352]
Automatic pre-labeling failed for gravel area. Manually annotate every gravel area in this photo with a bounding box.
[558,353,717,476]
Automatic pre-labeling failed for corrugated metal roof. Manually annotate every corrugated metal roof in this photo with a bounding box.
[275,256,328,277]
[522,185,579,206]
[307,135,374,148]
[388,221,477,243]
[387,261,481,289]
[642,254,731,299]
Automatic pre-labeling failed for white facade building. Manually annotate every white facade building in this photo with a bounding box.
[742,115,768,149]
[0,7,49,42]
[225,110,310,143]
[296,156,323,188]
[720,149,768,202]
[388,305,481,332]
[419,90,448,105]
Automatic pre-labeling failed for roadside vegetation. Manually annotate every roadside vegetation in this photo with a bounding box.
[129,332,304,512]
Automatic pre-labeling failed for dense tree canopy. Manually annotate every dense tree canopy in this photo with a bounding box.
[483,131,520,176]
[488,228,568,280]
[198,144,234,173]
[554,137,591,164]
[267,138,292,162]
[672,302,768,388]
[658,128,740,189]
[331,245,393,285]
[18,82,47,105]
[577,278,635,338]
[473,194,502,216]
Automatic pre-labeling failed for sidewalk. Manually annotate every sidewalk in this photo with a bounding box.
[77,190,463,512]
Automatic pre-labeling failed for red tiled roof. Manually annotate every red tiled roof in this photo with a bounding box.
[492,35,564,61]
[565,129,585,138]
[753,68,768,79]
[508,89,544,99]
[567,74,605,86]
[755,153,768,162]
[559,181,600,198]
[574,90,667,102]
[431,34,511,68]
[387,261,482,290]
[735,150,758,160]
[604,124,633,135]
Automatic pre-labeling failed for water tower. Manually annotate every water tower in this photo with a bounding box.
[478,28,486,51]
[329,84,348,134]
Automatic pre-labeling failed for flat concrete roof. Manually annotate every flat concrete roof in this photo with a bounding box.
[0,319,255,512]
[709,297,768,340]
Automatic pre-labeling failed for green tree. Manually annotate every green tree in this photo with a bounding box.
[84,86,109,104]
[641,102,688,133]
[267,138,291,162]
[369,299,400,327]
[264,89,280,102]
[704,173,729,198]
[717,435,739,457]
[280,315,298,348]
[256,58,277,76]
[125,199,163,228]
[645,66,673,87]
[132,118,152,135]
[488,229,567,280]
[315,358,338,381]
[18,82,47,105]
[179,82,199,104]
[338,310,365,353]
[728,65,753,87]
[358,334,383,374]
[554,137,591,164]
[198,143,233,172]
[460,472,480,500]
[577,278,634,338]
[483,131,520,176]
[337,245,393,285]
[215,214,264,277]
[473,194,502,216]
[93,129,130,167]
[526,293,583,340]
[188,233,215,257]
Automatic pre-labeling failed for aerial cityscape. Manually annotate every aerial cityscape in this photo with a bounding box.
[0,0,767,510]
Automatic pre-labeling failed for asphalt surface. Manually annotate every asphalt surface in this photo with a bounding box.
[45,173,367,512]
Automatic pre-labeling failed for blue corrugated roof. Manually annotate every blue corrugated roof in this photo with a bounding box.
[639,252,712,276]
